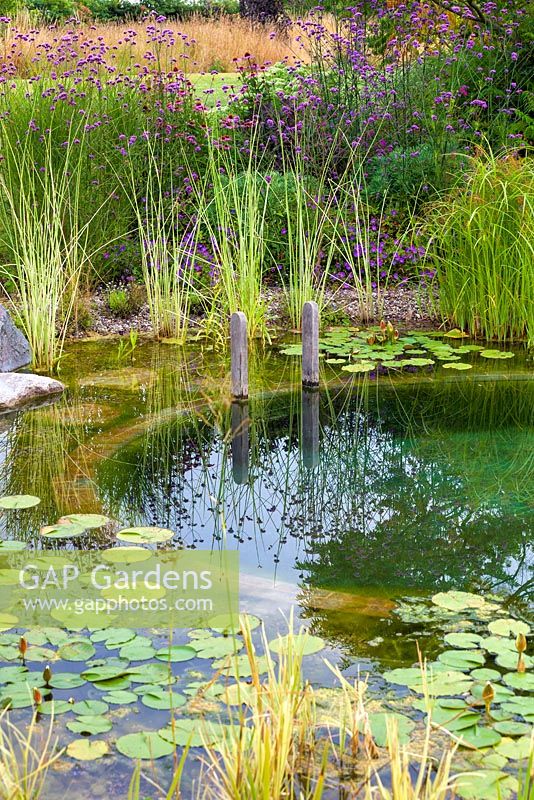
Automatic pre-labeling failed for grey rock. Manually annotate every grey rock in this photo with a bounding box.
[0,305,31,372]
[0,373,64,411]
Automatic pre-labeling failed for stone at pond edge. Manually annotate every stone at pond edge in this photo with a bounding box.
[0,373,64,410]
[0,306,31,372]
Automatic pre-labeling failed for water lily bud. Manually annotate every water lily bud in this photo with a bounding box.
[19,636,27,658]
[516,633,527,654]
[32,687,42,706]
[43,665,52,684]
[482,681,494,714]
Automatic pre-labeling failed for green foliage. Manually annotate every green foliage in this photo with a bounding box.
[107,288,131,318]
[424,150,534,344]
[24,0,76,19]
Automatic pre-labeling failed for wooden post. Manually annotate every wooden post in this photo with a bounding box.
[231,401,249,485]
[302,301,319,388]
[230,312,248,400]
[301,389,319,469]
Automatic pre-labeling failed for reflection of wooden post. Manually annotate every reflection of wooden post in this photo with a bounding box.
[302,301,319,388]
[301,388,319,469]
[231,402,249,484]
[230,312,248,400]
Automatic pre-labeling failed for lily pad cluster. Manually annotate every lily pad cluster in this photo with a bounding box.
[384,590,532,798]
[280,327,515,374]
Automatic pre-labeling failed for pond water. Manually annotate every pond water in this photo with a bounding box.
[0,337,532,796]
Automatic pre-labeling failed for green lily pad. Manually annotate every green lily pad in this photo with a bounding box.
[67,739,109,761]
[503,672,534,691]
[40,522,86,539]
[455,769,517,800]
[119,644,155,661]
[82,665,129,683]
[25,646,58,663]
[102,690,137,705]
[188,638,241,660]
[60,514,110,529]
[472,683,515,702]
[269,633,325,656]
[140,689,186,710]
[212,654,269,679]
[91,628,136,647]
[368,712,415,746]
[444,633,484,649]
[456,726,502,749]
[0,495,40,510]
[37,699,71,714]
[488,619,530,637]
[49,673,86,690]
[432,591,487,612]
[0,666,28,683]
[442,362,473,370]
[495,652,533,671]
[155,645,197,662]
[438,650,485,671]
[501,697,534,718]
[93,676,132,691]
[116,731,174,760]
[127,663,172,684]
[444,329,469,338]
[495,735,533,760]
[471,668,501,682]
[0,541,27,551]
[67,715,112,735]
[209,613,261,634]
[116,527,174,544]
[58,641,96,662]
[72,699,109,716]
[493,721,532,737]
[480,350,514,359]
[341,361,376,373]
[325,358,347,364]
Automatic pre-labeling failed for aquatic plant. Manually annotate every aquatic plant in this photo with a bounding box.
[424,150,534,345]
[0,710,63,800]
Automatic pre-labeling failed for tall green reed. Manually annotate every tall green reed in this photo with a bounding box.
[122,140,199,342]
[190,127,272,343]
[0,120,106,371]
[424,149,534,344]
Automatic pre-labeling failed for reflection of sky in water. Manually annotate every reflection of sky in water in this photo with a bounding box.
[0,343,532,603]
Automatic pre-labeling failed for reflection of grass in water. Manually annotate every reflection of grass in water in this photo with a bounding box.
[0,396,92,541]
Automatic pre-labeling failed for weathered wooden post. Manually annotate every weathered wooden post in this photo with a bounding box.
[302,301,319,388]
[231,401,249,484]
[301,388,319,469]
[230,312,248,400]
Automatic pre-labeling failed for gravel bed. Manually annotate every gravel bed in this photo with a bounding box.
[72,282,438,339]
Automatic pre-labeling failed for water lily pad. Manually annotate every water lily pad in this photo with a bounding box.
[119,643,155,661]
[442,362,473,370]
[0,541,27,551]
[116,527,174,544]
[493,721,532,737]
[188,638,241,660]
[444,633,484,649]
[91,628,136,647]
[325,358,347,364]
[0,495,40,510]
[269,633,325,656]
[212,654,269,678]
[37,699,71,714]
[488,619,530,637]
[455,769,517,800]
[456,726,502,749]
[503,672,534,691]
[140,689,186,710]
[368,712,415,746]
[0,666,28,683]
[495,735,533,760]
[471,668,501,682]
[67,739,109,761]
[472,683,515,702]
[82,665,129,682]
[58,641,96,662]
[432,591,487,612]
[341,362,376,373]
[127,663,172,684]
[60,514,110,529]
[155,645,197,662]
[116,731,174,760]
[444,329,469,338]
[501,697,534,718]
[49,673,86,690]
[480,350,515,359]
[72,699,109,716]
[438,650,485,671]
[93,676,132,691]
[25,646,58,663]
[102,690,137,705]
[40,522,86,539]
[67,715,112,735]
[209,613,261,634]
[495,652,533,671]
